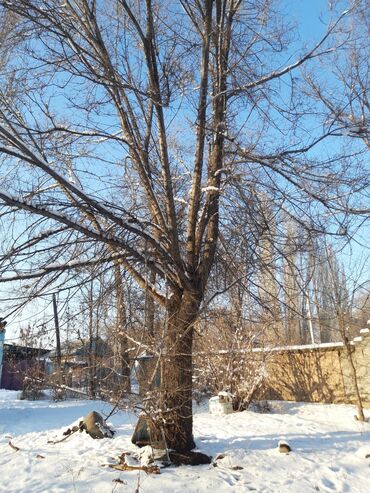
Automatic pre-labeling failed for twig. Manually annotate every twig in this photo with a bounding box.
[47,428,79,445]
[160,426,170,463]
[8,441,20,452]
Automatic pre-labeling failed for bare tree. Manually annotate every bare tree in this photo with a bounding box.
[0,1,369,451]
[306,1,369,149]
[324,246,366,421]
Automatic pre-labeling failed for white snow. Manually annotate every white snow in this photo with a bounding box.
[196,341,346,357]
[202,186,220,193]
[0,390,370,492]
[174,197,188,205]
[218,391,232,398]
[278,439,290,447]
[213,168,227,177]
[254,341,345,352]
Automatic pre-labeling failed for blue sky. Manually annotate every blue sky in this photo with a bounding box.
[1,0,368,343]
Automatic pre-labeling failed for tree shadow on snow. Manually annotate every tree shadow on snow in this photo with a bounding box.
[196,429,370,456]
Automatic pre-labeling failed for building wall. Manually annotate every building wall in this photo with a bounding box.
[262,327,370,407]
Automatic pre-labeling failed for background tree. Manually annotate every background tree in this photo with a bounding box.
[324,247,366,421]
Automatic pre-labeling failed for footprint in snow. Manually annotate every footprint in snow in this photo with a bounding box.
[217,467,241,486]
[319,475,349,493]
[321,477,336,490]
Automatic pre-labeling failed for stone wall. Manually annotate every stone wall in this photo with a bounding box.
[262,325,370,407]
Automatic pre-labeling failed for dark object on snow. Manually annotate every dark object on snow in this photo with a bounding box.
[168,451,212,466]
[63,424,81,436]
[365,454,370,459]
[49,423,84,445]
[212,453,242,470]
[131,414,165,449]
[81,411,114,439]
[8,441,20,452]
[278,441,291,454]
[212,453,226,467]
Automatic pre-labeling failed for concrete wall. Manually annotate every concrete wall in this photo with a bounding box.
[340,329,370,406]
[262,326,370,407]
[134,325,370,408]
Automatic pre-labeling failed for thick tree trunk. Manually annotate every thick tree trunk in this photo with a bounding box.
[160,291,201,452]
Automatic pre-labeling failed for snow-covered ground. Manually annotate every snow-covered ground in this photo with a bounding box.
[1,390,370,493]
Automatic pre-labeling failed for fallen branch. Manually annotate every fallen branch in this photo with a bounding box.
[47,427,80,445]
[108,464,160,475]
[28,375,90,399]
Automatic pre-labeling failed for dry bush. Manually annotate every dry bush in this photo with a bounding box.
[20,364,46,400]
[194,313,269,410]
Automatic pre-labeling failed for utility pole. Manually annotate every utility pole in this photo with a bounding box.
[52,293,62,379]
